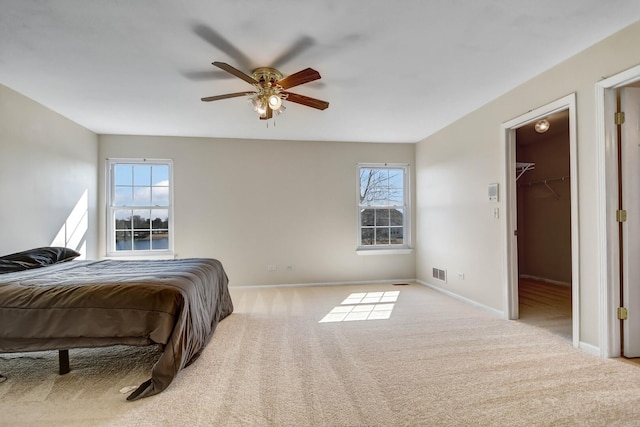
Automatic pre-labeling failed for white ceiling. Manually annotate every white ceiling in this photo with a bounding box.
[1,1,640,143]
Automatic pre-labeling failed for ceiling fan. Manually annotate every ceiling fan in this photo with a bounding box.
[201,61,329,120]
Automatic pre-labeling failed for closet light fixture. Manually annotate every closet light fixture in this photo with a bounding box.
[534,119,550,133]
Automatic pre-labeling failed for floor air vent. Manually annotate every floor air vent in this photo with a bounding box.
[432,268,447,283]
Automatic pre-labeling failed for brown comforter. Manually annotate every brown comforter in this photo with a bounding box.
[0,258,233,400]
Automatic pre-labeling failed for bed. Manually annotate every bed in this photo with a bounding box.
[0,247,233,400]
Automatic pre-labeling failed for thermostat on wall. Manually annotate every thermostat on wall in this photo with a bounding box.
[488,183,499,202]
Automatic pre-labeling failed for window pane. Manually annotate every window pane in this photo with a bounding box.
[360,168,389,206]
[115,210,132,229]
[375,169,389,187]
[390,208,403,226]
[361,193,375,206]
[360,168,374,200]
[151,209,169,229]
[375,209,389,226]
[388,170,403,189]
[152,186,169,206]
[152,165,169,186]
[361,228,374,245]
[114,165,133,186]
[116,230,132,250]
[133,232,150,250]
[133,165,151,186]
[133,186,152,206]
[151,230,169,250]
[376,228,390,245]
[372,189,389,206]
[361,209,375,227]
[388,189,404,205]
[114,186,133,206]
[390,227,404,244]
[133,209,151,229]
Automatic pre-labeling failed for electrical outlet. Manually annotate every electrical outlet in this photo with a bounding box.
[458,272,465,280]
[286,265,294,271]
[267,265,277,272]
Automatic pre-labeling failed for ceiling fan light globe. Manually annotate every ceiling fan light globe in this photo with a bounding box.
[256,97,268,115]
[268,94,282,110]
[249,97,259,111]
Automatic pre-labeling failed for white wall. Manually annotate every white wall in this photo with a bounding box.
[415,20,640,349]
[98,135,416,286]
[0,84,98,258]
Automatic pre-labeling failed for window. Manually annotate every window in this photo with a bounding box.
[107,159,173,257]
[357,164,410,253]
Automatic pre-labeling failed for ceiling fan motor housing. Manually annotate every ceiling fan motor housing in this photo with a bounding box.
[252,67,283,85]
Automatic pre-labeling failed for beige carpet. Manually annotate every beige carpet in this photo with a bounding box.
[2,283,640,426]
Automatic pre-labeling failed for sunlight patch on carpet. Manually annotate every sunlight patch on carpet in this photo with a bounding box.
[319,291,399,323]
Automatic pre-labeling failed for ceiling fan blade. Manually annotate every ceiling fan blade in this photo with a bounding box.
[201,91,255,102]
[270,36,315,69]
[192,23,253,71]
[277,68,321,90]
[282,92,329,110]
[213,62,258,85]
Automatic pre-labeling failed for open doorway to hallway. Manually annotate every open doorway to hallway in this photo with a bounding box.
[515,110,572,341]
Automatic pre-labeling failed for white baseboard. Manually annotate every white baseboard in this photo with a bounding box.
[519,274,570,287]
[579,341,601,357]
[415,279,504,318]
[231,278,417,290]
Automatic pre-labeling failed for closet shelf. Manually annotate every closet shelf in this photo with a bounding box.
[516,162,535,181]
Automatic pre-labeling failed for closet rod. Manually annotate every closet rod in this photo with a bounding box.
[517,176,569,200]
[518,176,569,187]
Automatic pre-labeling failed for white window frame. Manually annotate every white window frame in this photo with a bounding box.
[106,158,174,259]
[356,163,412,255]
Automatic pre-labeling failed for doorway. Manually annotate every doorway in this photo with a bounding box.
[500,93,579,349]
[515,110,572,341]
[596,66,640,358]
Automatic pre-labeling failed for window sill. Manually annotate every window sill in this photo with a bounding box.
[105,252,175,260]
[356,248,413,256]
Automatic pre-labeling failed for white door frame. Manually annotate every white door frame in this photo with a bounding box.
[595,64,640,358]
[500,93,580,349]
